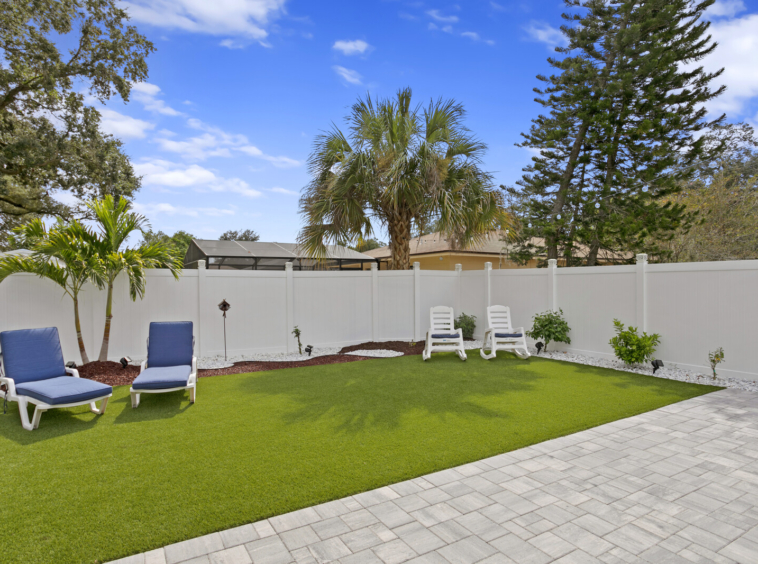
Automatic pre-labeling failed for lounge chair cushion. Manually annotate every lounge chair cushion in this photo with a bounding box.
[432,333,460,339]
[495,333,523,338]
[16,376,112,405]
[132,365,192,390]
[0,327,67,384]
[147,322,193,368]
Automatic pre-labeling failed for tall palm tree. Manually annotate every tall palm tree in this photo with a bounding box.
[0,220,105,363]
[299,87,507,270]
[89,195,182,362]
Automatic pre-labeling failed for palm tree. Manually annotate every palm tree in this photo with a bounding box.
[89,195,182,362]
[0,220,105,363]
[299,87,507,270]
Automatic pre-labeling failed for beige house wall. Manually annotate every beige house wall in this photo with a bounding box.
[364,253,538,271]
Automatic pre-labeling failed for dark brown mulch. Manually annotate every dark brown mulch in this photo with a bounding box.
[340,340,425,356]
[77,361,141,386]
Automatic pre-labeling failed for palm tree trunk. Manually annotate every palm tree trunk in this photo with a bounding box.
[97,281,114,362]
[73,294,90,364]
[388,214,412,270]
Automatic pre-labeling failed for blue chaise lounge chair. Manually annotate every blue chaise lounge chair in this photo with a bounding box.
[0,327,112,431]
[130,321,197,408]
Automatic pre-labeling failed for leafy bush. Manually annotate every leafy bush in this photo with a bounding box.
[708,347,725,379]
[609,319,660,365]
[455,312,477,340]
[526,309,571,351]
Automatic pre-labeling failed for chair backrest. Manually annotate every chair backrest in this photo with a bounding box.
[147,322,194,367]
[487,305,514,332]
[430,306,455,332]
[0,327,67,384]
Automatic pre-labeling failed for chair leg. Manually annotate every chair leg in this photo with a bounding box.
[189,385,196,404]
[17,398,34,431]
[458,339,467,361]
[31,405,45,430]
[422,334,431,361]
[131,391,140,408]
[90,396,109,415]
[480,332,495,360]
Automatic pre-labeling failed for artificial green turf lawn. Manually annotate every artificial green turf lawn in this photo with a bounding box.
[0,353,720,563]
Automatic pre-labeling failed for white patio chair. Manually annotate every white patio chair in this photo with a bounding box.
[480,305,530,360]
[130,321,197,408]
[0,327,112,430]
[422,306,467,361]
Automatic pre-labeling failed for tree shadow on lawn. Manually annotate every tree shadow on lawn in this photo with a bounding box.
[234,352,720,436]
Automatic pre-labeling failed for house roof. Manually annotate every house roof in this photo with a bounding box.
[188,240,376,261]
[362,231,633,262]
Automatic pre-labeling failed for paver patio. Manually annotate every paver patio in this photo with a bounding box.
[109,388,758,564]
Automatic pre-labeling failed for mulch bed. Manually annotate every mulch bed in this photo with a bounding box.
[76,340,444,386]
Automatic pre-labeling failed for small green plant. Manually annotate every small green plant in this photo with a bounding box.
[526,309,571,352]
[708,347,725,379]
[292,326,303,355]
[455,312,477,340]
[609,319,661,365]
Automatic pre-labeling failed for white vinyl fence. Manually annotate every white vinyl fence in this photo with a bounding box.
[0,256,756,380]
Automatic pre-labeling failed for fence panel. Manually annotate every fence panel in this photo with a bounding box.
[490,270,549,341]
[419,271,460,336]
[376,272,414,341]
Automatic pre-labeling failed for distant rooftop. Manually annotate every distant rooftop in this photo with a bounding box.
[184,240,378,270]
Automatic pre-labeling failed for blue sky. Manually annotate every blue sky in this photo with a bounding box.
[89,0,758,243]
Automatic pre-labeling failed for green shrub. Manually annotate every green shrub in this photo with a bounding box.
[609,319,660,365]
[455,312,477,340]
[526,309,571,351]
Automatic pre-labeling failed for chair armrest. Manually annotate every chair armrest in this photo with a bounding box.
[0,375,16,398]
[140,360,147,373]
[65,367,81,378]
[192,356,197,374]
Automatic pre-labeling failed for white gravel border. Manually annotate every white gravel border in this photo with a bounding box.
[531,347,757,392]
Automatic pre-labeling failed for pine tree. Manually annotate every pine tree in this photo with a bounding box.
[514,0,725,266]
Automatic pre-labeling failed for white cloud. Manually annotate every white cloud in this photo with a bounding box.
[426,10,459,23]
[131,82,183,116]
[220,39,246,49]
[462,31,480,41]
[333,39,371,55]
[153,119,301,166]
[133,202,236,217]
[270,187,298,195]
[99,108,155,139]
[699,12,758,116]
[524,21,567,48]
[708,0,746,18]
[135,159,262,198]
[333,66,362,85]
[120,0,286,43]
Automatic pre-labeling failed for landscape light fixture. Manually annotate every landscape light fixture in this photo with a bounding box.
[120,356,131,369]
[305,345,313,357]
[651,359,664,374]
[535,342,544,354]
[66,361,77,369]
[218,299,231,361]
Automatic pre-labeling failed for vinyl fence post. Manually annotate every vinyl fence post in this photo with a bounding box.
[455,264,462,315]
[414,262,422,342]
[371,263,379,342]
[285,262,295,353]
[636,253,648,332]
[484,262,492,309]
[197,260,206,357]
[547,259,557,311]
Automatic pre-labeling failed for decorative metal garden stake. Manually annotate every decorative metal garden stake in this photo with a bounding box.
[218,299,231,361]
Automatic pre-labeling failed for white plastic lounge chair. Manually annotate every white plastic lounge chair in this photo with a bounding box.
[0,327,112,431]
[130,321,197,408]
[480,305,530,360]
[422,306,467,361]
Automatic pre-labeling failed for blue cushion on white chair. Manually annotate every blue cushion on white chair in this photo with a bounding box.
[0,327,67,384]
[432,333,460,339]
[147,322,193,368]
[132,365,192,390]
[16,377,112,405]
[495,333,523,338]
